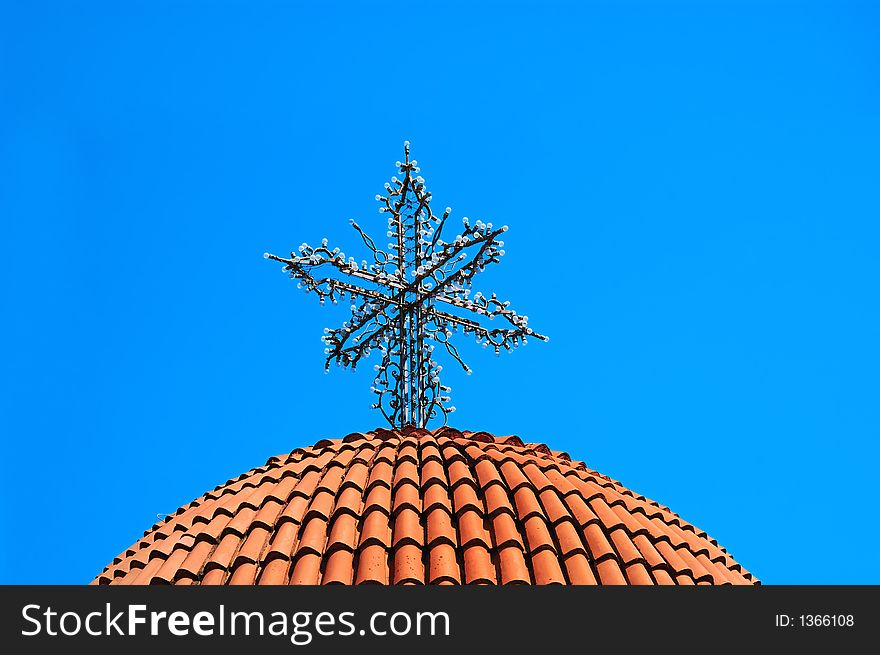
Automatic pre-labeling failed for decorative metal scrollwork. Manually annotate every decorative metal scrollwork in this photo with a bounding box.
[265,141,547,428]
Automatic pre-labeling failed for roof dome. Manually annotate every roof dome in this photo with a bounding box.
[93,428,757,585]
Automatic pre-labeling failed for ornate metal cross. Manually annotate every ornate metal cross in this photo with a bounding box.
[265,141,547,428]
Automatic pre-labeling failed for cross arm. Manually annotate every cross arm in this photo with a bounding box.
[429,292,548,341]
[264,251,403,371]
[264,250,407,295]
[412,223,506,298]
[424,304,547,362]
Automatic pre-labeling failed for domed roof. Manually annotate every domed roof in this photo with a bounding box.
[93,428,757,585]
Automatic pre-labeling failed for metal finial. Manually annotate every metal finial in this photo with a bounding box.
[265,142,547,428]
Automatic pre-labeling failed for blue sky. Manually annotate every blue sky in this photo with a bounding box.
[1,1,878,584]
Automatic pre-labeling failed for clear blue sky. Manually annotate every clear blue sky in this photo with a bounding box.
[2,1,878,584]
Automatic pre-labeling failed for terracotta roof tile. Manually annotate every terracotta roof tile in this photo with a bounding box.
[420,440,443,462]
[153,548,190,584]
[490,511,525,550]
[253,499,285,530]
[258,556,290,585]
[225,506,258,538]
[201,568,226,585]
[611,503,649,536]
[392,508,423,547]
[513,487,544,521]
[363,484,392,513]
[563,552,598,584]
[323,548,355,584]
[334,486,363,518]
[421,459,448,488]
[428,542,460,584]
[151,533,187,560]
[497,545,531,584]
[447,459,477,490]
[673,547,715,585]
[655,540,694,579]
[652,568,676,585]
[531,549,567,584]
[360,509,391,549]
[483,484,512,518]
[610,529,644,566]
[297,516,329,556]
[327,512,359,553]
[458,510,491,549]
[554,520,587,557]
[463,543,494,584]
[235,526,270,566]
[392,543,424,584]
[423,483,453,514]
[537,489,572,526]
[290,552,322,585]
[498,459,531,492]
[206,533,240,573]
[624,561,655,585]
[264,521,298,562]
[94,428,757,586]
[131,557,165,585]
[278,495,310,527]
[178,540,214,580]
[632,534,666,571]
[595,558,628,585]
[393,460,419,490]
[229,561,258,585]
[354,543,388,584]
[474,458,504,489]
[392,483,420,514]
[584,523,616,562]
[522,515,557,555]
[562,493,600,529]
[367,460,394,491]
[588,497,626,533]
[426,507,456,546]
[452,483,482,516]
[342,461,370,491]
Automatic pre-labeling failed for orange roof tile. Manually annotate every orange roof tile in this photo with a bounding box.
[93,427,758,586]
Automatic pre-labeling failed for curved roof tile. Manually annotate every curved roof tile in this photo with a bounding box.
[93,427,757,586]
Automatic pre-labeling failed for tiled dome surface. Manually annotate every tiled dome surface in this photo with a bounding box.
[93,427,757,585]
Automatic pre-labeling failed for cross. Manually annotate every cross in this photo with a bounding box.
[265,141,547,428]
